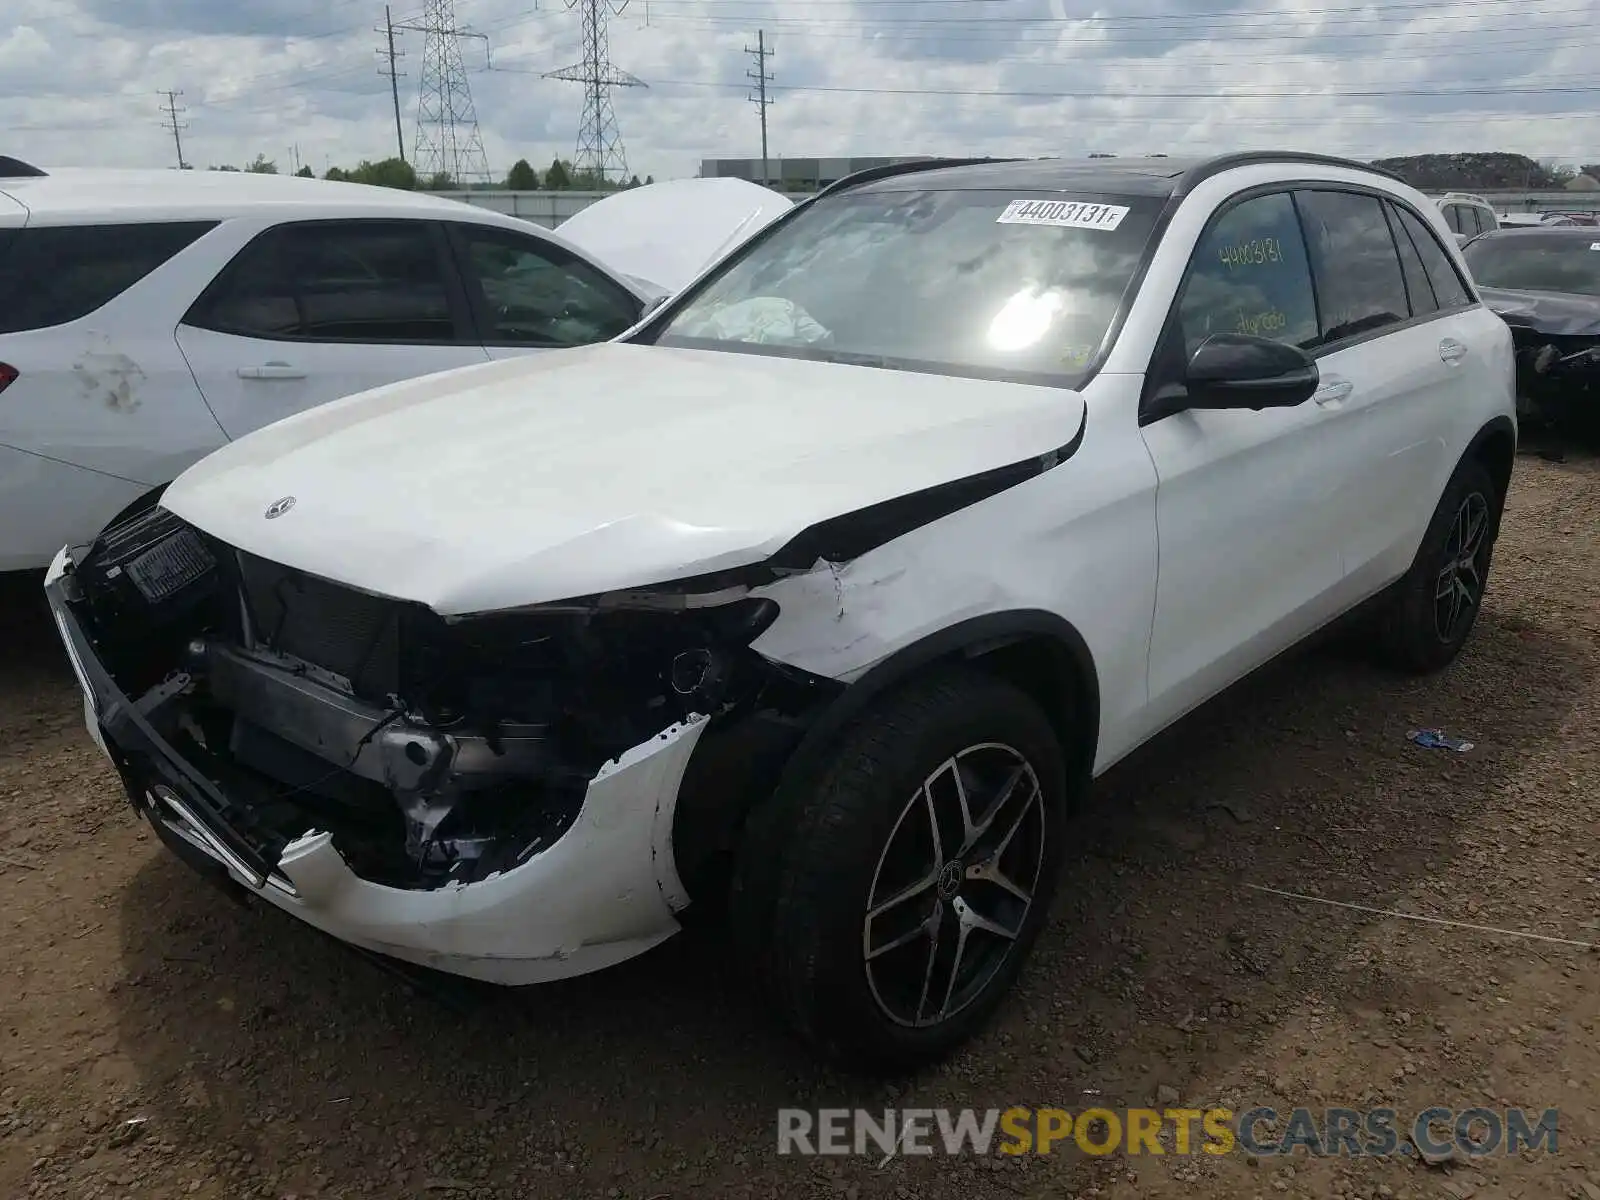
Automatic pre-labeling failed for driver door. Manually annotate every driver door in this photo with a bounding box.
[1137,188,1348,735]
[443,223,646,360]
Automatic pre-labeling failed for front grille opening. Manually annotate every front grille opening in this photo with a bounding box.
[234,552,403,701]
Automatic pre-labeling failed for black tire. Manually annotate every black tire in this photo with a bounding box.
[732,668,1068,1073]
[1376,457,1502,674]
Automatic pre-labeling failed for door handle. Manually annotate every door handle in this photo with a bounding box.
[236,362,306,380]
[1439,338,1468,365]
[1313,378,1353,406]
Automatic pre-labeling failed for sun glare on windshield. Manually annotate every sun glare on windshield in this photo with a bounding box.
[656,188,1163,383]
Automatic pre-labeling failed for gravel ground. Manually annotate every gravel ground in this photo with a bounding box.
[1,452,1597,1200]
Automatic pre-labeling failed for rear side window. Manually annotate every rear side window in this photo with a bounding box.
[1385,202,1438,317]
[1295,189,1410,344]
[0,221,215,334]
[187,220,460,343]
[1393,205,1473,309]
[1441,205,1464,236]
[1175,191,1320,356]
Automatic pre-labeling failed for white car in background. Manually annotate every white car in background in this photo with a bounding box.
[1435,191,1500,245]
[49,152,1515,1071]
[0,158,788,571]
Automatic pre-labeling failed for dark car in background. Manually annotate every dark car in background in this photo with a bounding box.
[1464,227,1600,432]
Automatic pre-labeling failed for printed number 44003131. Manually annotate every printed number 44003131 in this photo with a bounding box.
[1219,237,1283,269]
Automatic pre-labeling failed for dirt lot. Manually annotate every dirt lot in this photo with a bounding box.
[1,453,1598,1200]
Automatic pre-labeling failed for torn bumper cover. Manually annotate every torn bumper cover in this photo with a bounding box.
[43,520,787,984]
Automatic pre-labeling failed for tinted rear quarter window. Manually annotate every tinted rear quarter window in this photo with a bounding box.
[1394,206,1472,309]
[1295,190,1410,344]
[0,221,215,334]
[188,220,459,343]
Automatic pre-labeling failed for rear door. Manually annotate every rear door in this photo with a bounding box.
[0,218,226,567]
[175,218,489,439]
[442,221,645,360]
[1291,188,1458,601]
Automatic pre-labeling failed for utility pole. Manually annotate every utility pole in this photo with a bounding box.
[376,5,407,163]
[545,0,647,184]
[746,31,773,188]
[157,89,189,170]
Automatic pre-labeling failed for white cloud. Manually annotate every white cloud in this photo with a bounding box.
[4,0,1597,182]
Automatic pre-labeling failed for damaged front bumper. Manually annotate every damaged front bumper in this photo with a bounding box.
[45,541,727,984]
[1507,330,1600,424]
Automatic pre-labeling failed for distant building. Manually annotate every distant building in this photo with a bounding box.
[699,156,937,190]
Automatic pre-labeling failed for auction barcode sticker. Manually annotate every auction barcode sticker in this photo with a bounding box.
[997,199,1129,231]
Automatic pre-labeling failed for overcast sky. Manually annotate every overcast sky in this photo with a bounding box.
[3,0,1595,183]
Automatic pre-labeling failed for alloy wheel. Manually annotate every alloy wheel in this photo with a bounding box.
[1434,490,1490,643]
[861,743,1046,1028]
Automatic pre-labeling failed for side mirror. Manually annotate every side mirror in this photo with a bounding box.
[1183,333,1319,411]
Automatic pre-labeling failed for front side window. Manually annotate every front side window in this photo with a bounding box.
[1175,191,1319,356]
[1394,205,1473,308]
[187,220,458,343]
[1463,234,1600,298]
[1295,190,1410,344]
[654,188,1164,382]
[0,221,216,334]
[452,225,641,347]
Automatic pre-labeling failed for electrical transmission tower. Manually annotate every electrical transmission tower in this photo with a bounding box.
[746,31,773,188]
[157,90,189,170]
[545,0,647,184]
[394,0,491,184]
[376,5,408,164]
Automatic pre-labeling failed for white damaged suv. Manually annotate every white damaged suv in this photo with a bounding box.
[47,153,1515,1070]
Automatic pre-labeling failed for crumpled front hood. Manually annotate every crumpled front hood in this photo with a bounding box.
[161,343,1086,616]
[1480,285,1600,336]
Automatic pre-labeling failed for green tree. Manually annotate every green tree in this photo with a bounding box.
[246,153,278,174]
[545,158,571,190]
[324,165,349,181]
[505,158,539,190]
[626,174,641,188]
[295,165,314,178]
[349,158,418,189]
[644,174,655,185]
[210,164,240,172]
[424,171,454,190]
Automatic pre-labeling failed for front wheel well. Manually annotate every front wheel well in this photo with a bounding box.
[960,632,1098,792]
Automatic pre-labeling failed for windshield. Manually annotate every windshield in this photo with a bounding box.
[653,188,1164,383]
[1463,235,1600,298]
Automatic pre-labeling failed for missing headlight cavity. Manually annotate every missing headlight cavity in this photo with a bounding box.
[65,507,836,895]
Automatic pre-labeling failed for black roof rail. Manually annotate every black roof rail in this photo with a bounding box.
[816,156,1026,199]
[0,156,46,178]
[1174,151,1406,196]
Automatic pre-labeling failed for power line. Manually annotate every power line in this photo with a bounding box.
[157,89,189,170]
[544,0,647,182]
[377,4,409,163]
[746,30,773,188]
[394,0,492,183]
